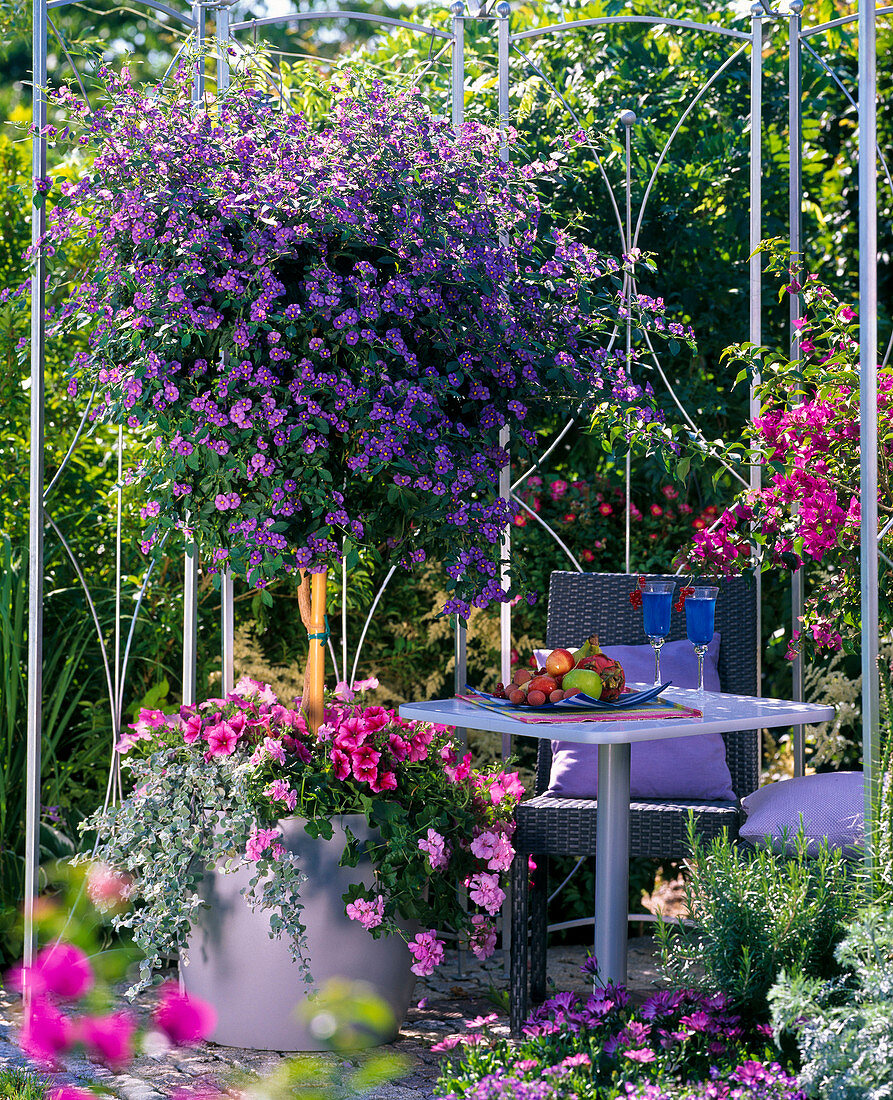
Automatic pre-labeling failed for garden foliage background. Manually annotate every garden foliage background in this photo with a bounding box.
[0,0,890,953]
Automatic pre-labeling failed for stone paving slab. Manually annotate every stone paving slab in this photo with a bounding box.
[0,939,663,1099]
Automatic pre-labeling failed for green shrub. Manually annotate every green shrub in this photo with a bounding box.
[657,817,863,1022]
[769,906,893,1100]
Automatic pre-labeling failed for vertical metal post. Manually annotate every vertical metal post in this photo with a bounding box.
[497,1,512,766]
[858,0,879,867]
[183,18,204,709]
[24,0,48,978]
[221,570,234,696]
[788,2,805,777]
[594,744,631,985]
[450,3,467,748]
[749,5,764,693]
[450,2,465,131]
[192,0,205,99]
[497,0,513,975]
[621,110,636,575]
[216,1,231,92]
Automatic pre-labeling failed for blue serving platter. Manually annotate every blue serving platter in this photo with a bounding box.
[465,682,672,712]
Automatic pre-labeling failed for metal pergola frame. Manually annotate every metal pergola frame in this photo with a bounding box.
[25,0,883,970]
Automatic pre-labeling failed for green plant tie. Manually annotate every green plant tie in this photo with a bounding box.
[307,616,330,645]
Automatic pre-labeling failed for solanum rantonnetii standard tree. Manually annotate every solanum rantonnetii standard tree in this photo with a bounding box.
[40,61,688,725]
[674,245,892,657]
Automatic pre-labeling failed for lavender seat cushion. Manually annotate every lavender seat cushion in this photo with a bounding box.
[546,635,736,802]
[739,771,865,859]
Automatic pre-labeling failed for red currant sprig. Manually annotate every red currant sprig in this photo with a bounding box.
[628,575,648,609]
[674,585,695,613]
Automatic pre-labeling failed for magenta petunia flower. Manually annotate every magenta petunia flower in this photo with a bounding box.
[153,982,217,1045]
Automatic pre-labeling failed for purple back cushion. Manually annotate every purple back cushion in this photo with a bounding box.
[739,771,864,859]
[546,634,736,802]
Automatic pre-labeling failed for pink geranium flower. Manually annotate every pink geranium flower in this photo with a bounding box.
[154,982,217,1045]
[407,931,444,976]
[466,872,506,915]
[80,1011,136,1071]
[10,943,94,1000]
[20,996,72,1062]
[245,826,281,862]
[418,828,450,871]
[345,895,385,930]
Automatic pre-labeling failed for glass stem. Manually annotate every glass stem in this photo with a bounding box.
[696,645,706,693]
[651,638,664,686]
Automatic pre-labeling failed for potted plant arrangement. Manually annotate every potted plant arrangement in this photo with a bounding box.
[80,675,523,1049]
[40,55,686,1049]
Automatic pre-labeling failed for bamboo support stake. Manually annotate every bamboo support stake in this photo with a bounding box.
[304,570,327,735]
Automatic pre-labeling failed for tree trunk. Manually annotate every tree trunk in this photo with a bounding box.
[303,569,327,735]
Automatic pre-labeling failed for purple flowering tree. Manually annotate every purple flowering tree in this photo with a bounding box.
[42,64,682,725]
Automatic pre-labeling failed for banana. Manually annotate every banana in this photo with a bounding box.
[570,633,599,665]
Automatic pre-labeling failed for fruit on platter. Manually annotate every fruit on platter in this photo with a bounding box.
[544,648,575,677]
[578,636,626,701]
[491,634,625,706]
[561,667,604,699]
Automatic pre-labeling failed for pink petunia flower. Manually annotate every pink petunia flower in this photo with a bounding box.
[205,722,239,757]
[351,744,380,783]
[330,748,351,781]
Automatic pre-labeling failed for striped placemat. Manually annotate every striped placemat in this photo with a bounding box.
[456,692,702,725]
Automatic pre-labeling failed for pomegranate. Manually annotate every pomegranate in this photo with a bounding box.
[580,636,625,701]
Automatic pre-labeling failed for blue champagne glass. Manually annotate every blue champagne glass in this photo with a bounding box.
[641,580,676,686]
[684,586,719,695]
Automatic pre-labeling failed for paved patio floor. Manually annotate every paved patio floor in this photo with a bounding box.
[0,938,665,1099]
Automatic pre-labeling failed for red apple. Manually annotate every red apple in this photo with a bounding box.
[545,648,575,677]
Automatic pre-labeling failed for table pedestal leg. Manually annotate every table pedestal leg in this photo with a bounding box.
[595,742,631,986]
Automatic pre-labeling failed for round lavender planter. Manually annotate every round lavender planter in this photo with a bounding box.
[180,814,417,1051]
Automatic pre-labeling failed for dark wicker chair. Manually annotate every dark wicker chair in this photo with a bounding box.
[508,571,759,1034]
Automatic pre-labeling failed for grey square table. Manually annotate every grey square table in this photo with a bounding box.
[399,685,836,985]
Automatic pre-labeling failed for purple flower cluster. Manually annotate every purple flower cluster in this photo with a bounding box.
[39,66,680,613]
[435,969,803,1100]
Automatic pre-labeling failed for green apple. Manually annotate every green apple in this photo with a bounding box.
[562,668,603,699]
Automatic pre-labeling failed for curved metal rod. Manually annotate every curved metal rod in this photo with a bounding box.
[350,564,398,689]
[883,327,893,370]
[633,42,750,249]
[511,415,578,492]
[511,15,751,45]
[152,30,199,93]
[637,307,750,489]
[43,381,97,501]
[115,530,172,721]
[510,42,626,249]
[799,5,893,38]
[47,0,196,25]
[547,854,587,904]
[327,637,341,687]
[42,510,117,738]
[800,39,893,206]
[47,15,92,110]
[230,10,451,39]
[511,491,584,572]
